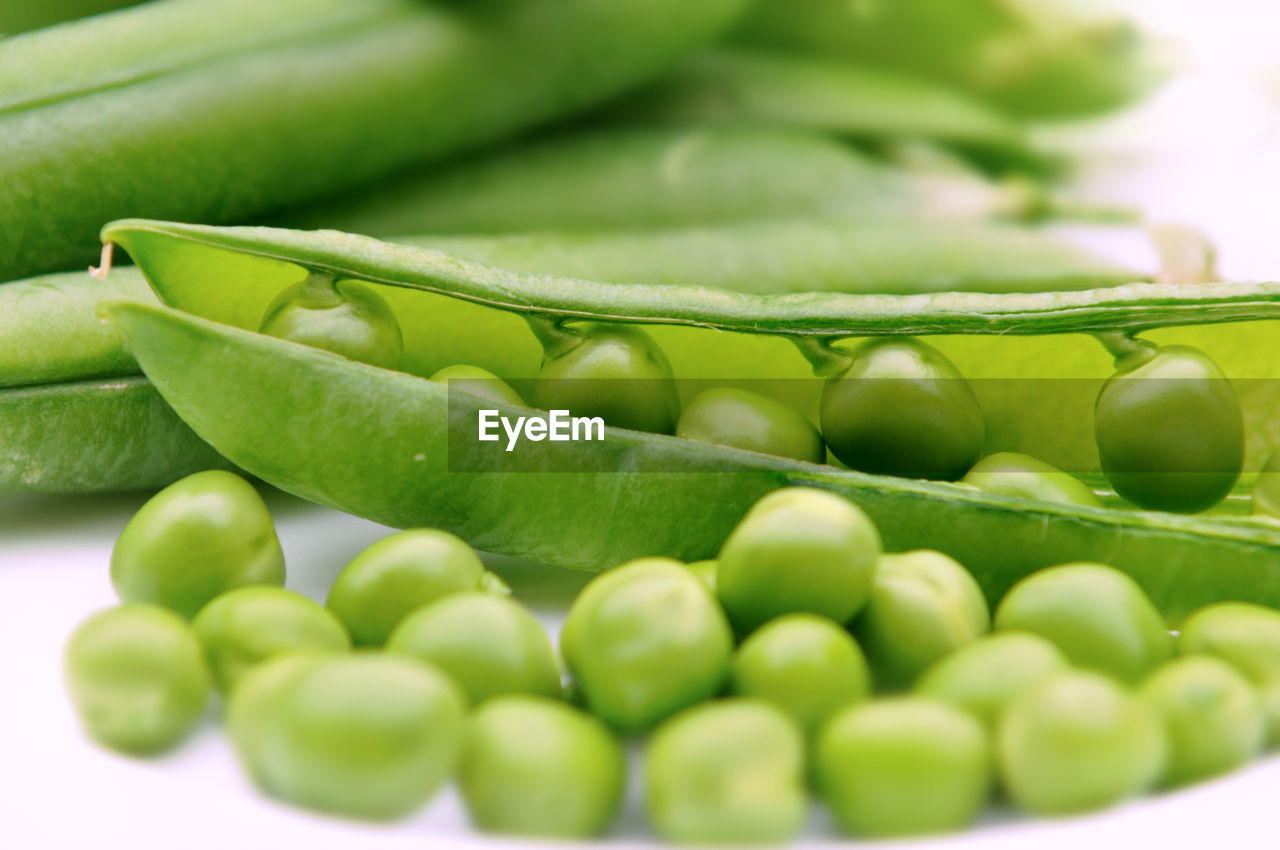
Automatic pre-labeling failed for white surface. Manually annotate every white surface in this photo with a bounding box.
[7,1,1280,848]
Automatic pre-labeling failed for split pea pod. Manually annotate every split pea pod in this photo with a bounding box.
[99,220,1280,622]
[0,0,748,280]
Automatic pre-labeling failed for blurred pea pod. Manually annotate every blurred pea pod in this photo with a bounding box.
[0,0,141,34]
[0,0,748,280]
[731,0,1168,120]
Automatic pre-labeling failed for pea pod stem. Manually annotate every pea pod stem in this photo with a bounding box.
[1094,331,1158,371]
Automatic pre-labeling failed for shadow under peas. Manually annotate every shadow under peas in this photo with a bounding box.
[481,551,595,612]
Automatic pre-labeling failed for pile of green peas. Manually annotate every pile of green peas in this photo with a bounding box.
[65,471,1280,840]
[261,277,1260,516]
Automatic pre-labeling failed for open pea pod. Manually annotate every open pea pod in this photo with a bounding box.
[102,220,1280,622]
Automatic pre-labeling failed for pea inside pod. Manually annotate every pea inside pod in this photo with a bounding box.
[259,273,403,370]
[677,386,824,463]
[961,452,1101,508]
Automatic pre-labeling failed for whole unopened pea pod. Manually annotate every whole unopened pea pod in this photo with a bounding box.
[0,0,748,280]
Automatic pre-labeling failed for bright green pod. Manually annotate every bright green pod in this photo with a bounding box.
[677,387,824,463]
[915,632,1069,730]
[259,272,403,370]
[961,451,1101,508]
[0,0,141,34]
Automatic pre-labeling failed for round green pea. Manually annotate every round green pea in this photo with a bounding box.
[676,387,824,463]
[260,273,403,369]
[993,563,1172,684]
[191,587,350,693]
[385,592,561,706]
[645,699,806,845]
[1095,344,1243,513]
[1178,601,1280,745]
[111,470,285,619]
[460,696,626,838]
[685,559,718,593]
[326,528,498,647]
[717,487,881,634]
[915,632,1069,729]
[65,604,211,755]
[820,337,984,481]
[997,670,1165,815]
[533,323,681,434]
[561,557,733,733]
[247,654,466,820]
[730,613,871,738]
[1139,656,1264,787]
[816,697,991,838]
[226,652,329,785]
[852,550,990,690]
[430,364,525,407]
[961,452,1101,508]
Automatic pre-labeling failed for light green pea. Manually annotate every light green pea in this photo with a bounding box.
[110,470,285,619]
[993,563,1172,683]
[226,652,330,785]
[1140,656,1264,787]
[460,696,626,838]
[816,697,991,838]
[685,559,718,593]
[676,387,825,463]
[385,592,561,706]
[429,364,526,407]
[260,273,403,369]
[645,699,807,845]
[997,670,1165,815]
[1178,601,1280,745]
[561,558,733,733]
[730,613,870,738]
[65,604,211,755]
[961,452,1102,508]
[852,550,989,690]
[191,587,350,693]
[915,631,1069,729]
[717,487,881,634]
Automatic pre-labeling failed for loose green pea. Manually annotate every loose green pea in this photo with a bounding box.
[1179,601,1280,745]
[561,557,733,733]
[961,452,1101,508]
[820,337,984,481]
[717,487,881,634]
[326,528,500,647]
[1095,344,1243,513]
[429,364,526,407]
[260,273,403,370]
[64,604,211,755]
[1253,450,1280,519]
[915,632,1069,729]
[993,563,1172,684]
[385,592,561,706]
[730,613,871,738]
[226,652,330,785]
[676,387,824,463]
[191,587,350,693]
[852,550,990,690]
[247,654,466,820]
[645,699,806,845]
[816,697,991,838]
[685,559,718,593]
[111,470,285,619]
[1139,656,1264,787]
[533,323,681,434]
[997,670,1165,815]
[460,696,626,838]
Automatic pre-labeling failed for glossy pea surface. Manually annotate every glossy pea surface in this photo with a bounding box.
[717,487,881,633]
[226,652,329,785]
[1140,656,1264,787]
[429,364,525,407]
[110,470,285,619]
[385,592,560,706]
[998,671,1164,815]
[730,612,871,737]
[1095,345,1243,513]
[645,699,806,845]
[533,323,680,434]
[853,549,990,690]
[676,387,824,462]
[816,697,991,838]
[191,586,350,693]
[326,528,494,647]
[820,337,984,481]
[260,274,403,369]
[460,696,626,838]
[1179,602,1280,745]
[993,563,1172,684]
[561,558,733,733]
[915,632,1068,729]
[961,451,1101,508]
[65,603,211,755]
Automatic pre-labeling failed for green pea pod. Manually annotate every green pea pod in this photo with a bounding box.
[0,0,748,280]
[0,0,140,35]
[99,220,1280,622]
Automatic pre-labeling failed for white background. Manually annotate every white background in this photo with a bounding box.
[5,2,1280,848]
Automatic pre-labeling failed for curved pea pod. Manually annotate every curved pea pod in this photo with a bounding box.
[0,0,141,36]
[98,220,1280,623]
[0,0,749,280]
